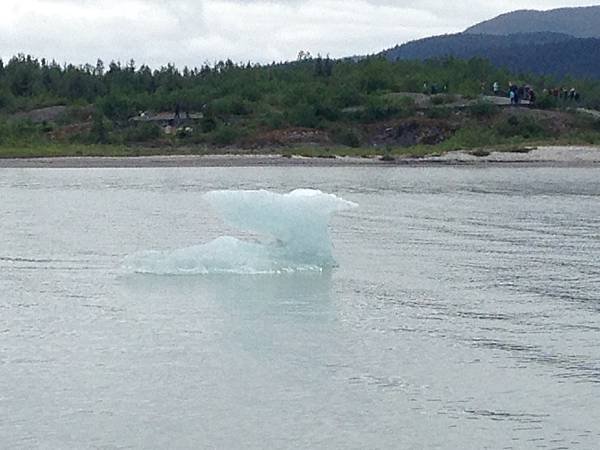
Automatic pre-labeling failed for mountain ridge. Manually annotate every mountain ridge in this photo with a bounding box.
[464,5,600,38]
[381,5,600,79]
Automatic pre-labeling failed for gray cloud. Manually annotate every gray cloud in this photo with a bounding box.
[1,0,599,67]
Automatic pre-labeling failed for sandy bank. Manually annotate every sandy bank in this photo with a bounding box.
[1,146,599,168]
[427,146,600,164]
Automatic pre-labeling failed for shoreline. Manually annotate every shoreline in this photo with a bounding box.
[1,146,600,168]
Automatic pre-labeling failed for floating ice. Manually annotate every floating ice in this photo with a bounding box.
[124,189,357,275]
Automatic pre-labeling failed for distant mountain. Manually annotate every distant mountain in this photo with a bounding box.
[465,5,600,38]
[384,32,574,60]
[380,5,600,79]
[382,32,600,78]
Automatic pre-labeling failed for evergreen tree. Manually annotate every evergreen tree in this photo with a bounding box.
[314,55,323,76]
[90,109,109,144]
[95,59,105,77]
[323,56,333,77]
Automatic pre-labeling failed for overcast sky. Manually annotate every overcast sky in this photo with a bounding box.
[1,1,599,68]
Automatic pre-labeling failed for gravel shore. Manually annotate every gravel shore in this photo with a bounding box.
[1,146,599,168]
[427,146,600,164]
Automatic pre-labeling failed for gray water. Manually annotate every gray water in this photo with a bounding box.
[1,166,599,449]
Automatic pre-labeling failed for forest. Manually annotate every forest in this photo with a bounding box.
[1,53,600,154]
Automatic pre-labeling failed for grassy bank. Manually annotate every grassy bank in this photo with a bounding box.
[3,131,600,160]
[4,53,600,158]
[4,88,600,160]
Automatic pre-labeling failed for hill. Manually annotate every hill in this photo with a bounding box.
[2,54,600,158]
[464,5,600,38]
[382,32,600,78]
[381,5,600,79]
[383,32,573,60]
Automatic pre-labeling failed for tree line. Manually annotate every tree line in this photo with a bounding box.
[1,52,600,147]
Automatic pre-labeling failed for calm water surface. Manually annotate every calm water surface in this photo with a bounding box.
[1,166,599,449]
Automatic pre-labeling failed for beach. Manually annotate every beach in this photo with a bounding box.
[0,146,599,168]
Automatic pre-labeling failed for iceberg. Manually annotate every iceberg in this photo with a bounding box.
[124,189,357,275]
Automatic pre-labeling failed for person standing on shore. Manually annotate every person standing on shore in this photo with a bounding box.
[509,83,519,105]
[529,89,536,104]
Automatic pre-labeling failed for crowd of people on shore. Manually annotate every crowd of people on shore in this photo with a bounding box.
[543,87,580,102]
[491,81,580,105]
[423,79,582,106]
[492,82,536,104]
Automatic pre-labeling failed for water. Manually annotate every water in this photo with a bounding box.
[1,166,599,449]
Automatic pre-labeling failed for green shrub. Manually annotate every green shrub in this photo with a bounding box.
[495,115,545,139]
[212,95,252,116]
[314,102,340,121]
[122,122,160,142]
[210,126,241,146]
[98,95,134,121]
[258,111,285,129]
[536,95,559,110]
[333,86,365,108]
[425,107,452,119]
[359,95,415,122]
[200,116,218,133]
[469,100,498,119]
[380,145,395,161]
[359,60,394,93]
[89,110,109,143]
[0,88,15,111]
[440,126,498,150]
[286,103,321,128]
[331,126,362,147]
[0,119,47,145]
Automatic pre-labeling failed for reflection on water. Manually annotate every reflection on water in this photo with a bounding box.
[1,166,599,449]
[121,272,336,336]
